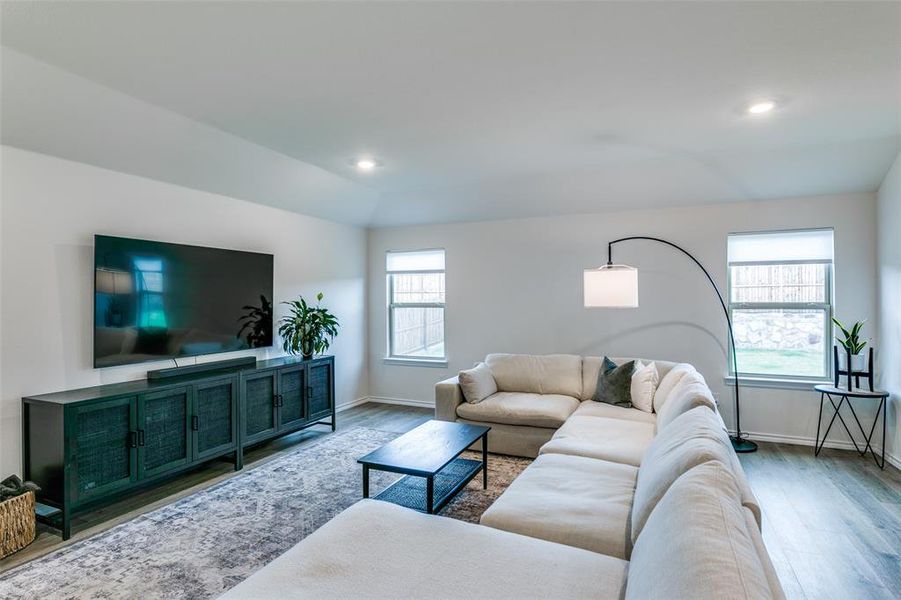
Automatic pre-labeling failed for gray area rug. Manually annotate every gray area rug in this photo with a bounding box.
[0,426,530,599]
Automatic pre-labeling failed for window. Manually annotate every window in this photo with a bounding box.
[387,249,446,361]
[134,257,167,328]
[727,229,834,380]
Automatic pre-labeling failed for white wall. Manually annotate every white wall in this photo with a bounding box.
[369,193,879,450]
[0,146,369,476]
[877,152,901,462]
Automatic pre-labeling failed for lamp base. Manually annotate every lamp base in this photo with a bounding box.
[730,435,758,453]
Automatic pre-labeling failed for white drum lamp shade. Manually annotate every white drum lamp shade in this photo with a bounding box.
[95,268,133,295]
[583,265,638,308]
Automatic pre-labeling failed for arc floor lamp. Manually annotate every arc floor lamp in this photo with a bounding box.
[583,236,758,453]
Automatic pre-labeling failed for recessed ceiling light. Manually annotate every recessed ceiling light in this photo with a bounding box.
[747,101,776,115]
[355,159,377,171]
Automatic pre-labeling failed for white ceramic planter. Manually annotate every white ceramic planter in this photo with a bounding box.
[837,351,867,372]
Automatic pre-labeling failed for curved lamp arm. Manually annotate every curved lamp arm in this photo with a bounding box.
[607,236,756,452]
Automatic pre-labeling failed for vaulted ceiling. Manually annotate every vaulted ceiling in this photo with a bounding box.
[2,1,899,226]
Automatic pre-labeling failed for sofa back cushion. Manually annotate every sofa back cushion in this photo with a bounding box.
[652,363,697,411]
[655,377,716,430]
[485,354,582,398]
[581,356,680,401]
[458,362,498,404]
[632,407,761,543]
[626,461,782,600]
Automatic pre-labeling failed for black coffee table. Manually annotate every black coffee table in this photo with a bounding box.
[357,420,490,514]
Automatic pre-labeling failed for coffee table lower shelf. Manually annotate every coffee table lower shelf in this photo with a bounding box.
[374,458,482,514]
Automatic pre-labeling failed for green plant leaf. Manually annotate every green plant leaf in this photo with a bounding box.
[832,317,851,339]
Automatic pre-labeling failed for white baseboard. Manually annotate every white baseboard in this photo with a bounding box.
[335,397,372,413]
[365,396,435,409]
[336,396,434,412]
[733,429,900,470]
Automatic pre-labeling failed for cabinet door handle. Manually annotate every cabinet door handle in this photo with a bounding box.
[273,394,279,407]
[128,431,138,448]
[191,415,199,431]
[137,429,145,447]
[307,386,313,399]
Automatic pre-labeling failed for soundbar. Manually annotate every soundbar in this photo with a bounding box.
[147,356,258,380]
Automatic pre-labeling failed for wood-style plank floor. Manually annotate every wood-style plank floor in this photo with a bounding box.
[2,402,899,600]
[739,441,901,600]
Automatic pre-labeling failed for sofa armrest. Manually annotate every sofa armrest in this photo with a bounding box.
[435,376,464,421]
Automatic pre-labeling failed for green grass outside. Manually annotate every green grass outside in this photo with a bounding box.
[735,348,825,378]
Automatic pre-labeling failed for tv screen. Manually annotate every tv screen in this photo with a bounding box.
[94,235,273,368]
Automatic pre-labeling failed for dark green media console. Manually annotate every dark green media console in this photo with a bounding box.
[22,355,335,540]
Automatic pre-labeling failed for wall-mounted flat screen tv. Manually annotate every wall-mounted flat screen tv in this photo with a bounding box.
[94,235,273,368]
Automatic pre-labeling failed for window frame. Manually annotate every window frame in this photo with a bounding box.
[386,249,447,364]
[726,256,833,381]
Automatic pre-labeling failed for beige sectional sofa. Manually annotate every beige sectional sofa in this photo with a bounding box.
[437,354,702,458]
[223,354,784,600]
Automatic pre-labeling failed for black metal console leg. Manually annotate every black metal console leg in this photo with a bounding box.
[816,395,844,456]
[426,476,435,514]
[862,397,887,469]
[331,411,336,432]
[827,395,864,454]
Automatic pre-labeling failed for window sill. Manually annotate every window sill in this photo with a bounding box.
[383,357,448,368]
[723,375,831,391]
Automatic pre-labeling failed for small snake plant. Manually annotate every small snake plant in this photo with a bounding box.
[832,317,867,355]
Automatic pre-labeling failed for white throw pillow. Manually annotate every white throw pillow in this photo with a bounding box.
[458,362,498,404]
[630,361,658,413]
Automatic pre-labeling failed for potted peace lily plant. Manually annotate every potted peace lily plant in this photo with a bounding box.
[832,317,869,372]
[278,292,340,360]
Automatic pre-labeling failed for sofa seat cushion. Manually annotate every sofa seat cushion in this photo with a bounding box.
[573,400,657,424]
[456,392,580,428]
[485,353,583,398]
[632,406,761,543]
[481,453,638,558]
[539,415,655,466]
[626,462,784,600]
[222,500,630,600]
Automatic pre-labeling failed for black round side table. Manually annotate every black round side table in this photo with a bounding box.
[814,384,889,469]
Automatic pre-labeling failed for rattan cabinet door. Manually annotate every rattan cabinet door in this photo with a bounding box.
[307,361,334,420]
[193,377,238,460]
[242,371,278,444]
[137,387,192,479]
[277,365,306,430]
[70,396,138,504]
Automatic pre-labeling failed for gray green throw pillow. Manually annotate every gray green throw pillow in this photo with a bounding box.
[593,357,635,407]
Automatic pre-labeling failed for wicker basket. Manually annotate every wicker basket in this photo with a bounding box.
[0,491,36,559]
